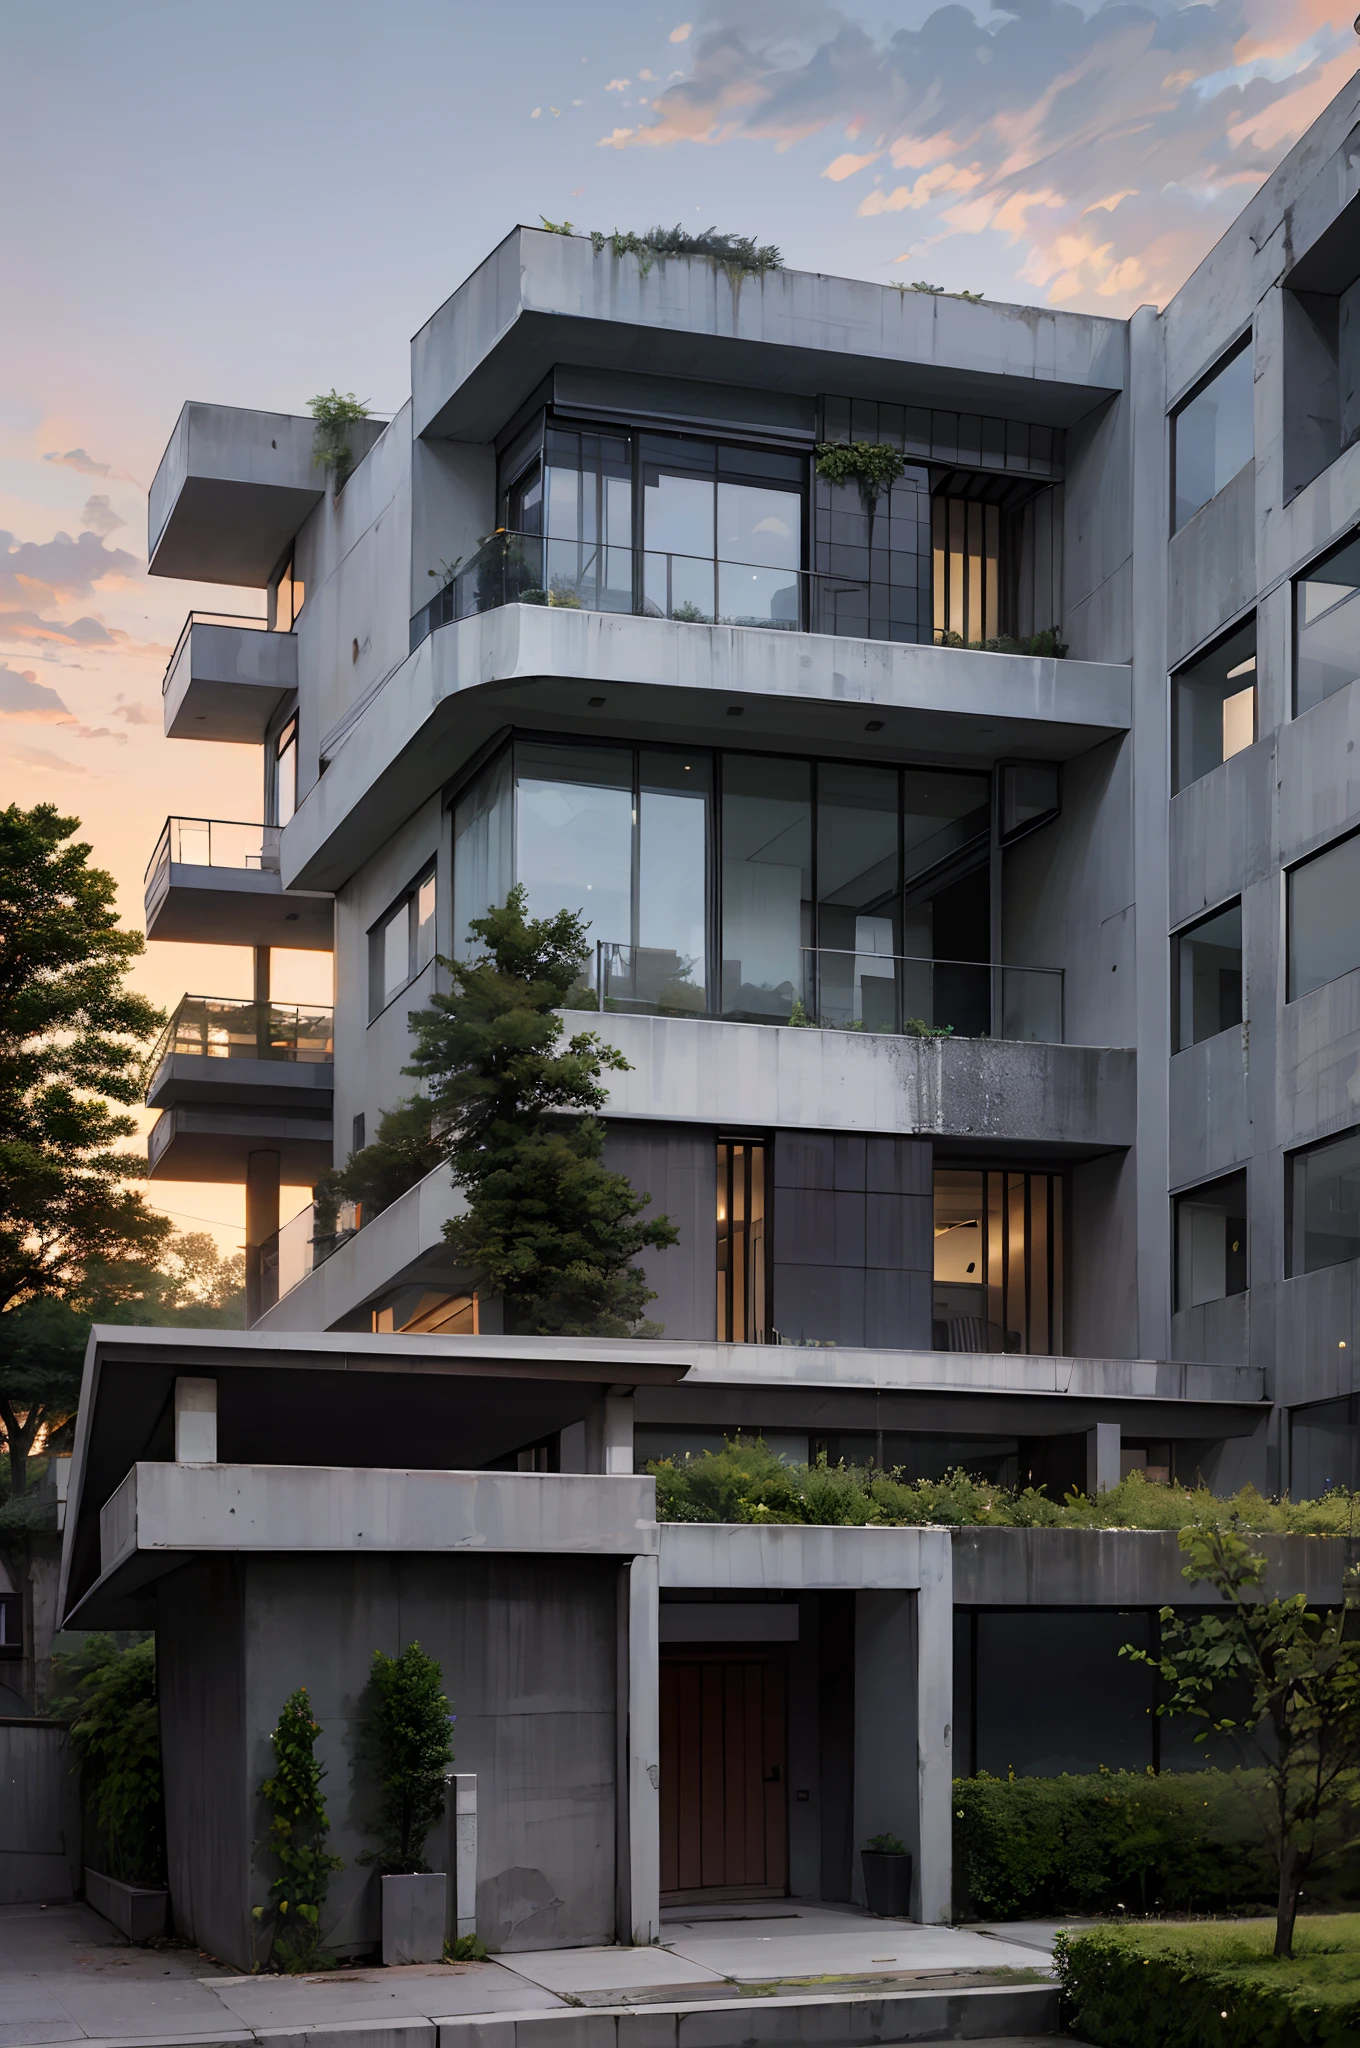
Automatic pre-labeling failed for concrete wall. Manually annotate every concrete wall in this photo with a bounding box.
[0,1720,81,1904]
[158,1561,250,1963]
[603,1123,716,1342]
[771,1133,933,1350]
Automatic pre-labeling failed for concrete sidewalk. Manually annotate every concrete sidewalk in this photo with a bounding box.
[0,1899,1078,2048]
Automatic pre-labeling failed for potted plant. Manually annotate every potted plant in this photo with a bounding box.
[50,1635,168,1941]
[861,1831,912,1918]
[359,1642,456,1965]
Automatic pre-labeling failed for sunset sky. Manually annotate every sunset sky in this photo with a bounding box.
[4,0,1357,1256]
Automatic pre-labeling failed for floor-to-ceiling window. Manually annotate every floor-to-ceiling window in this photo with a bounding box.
[717,1139,769,1342]
[933,1165,1064,1353]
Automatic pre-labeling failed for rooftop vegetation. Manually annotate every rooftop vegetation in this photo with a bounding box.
[539,217,781,277]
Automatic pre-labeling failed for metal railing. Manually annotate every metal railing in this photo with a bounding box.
[144,816,281,892]
[258,1196,360,1311]
[145,994,334,1084]
[410,530,882,651]
[567,941,1064,1043]
[161,609,268,693]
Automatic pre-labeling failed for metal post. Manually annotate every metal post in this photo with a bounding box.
[244,1149,280,1327]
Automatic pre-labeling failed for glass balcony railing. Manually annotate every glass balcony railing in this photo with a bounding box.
[161,610,268,694]
[409,531,882,652]
[258,1196,360,1311]
[145,994,334,1083]
[145,817,282,895]
[568,942,1064,1043]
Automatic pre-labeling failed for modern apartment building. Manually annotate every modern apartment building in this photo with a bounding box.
[57,72,1360,1960]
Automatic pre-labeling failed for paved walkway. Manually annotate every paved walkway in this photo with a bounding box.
[0,1898,1080,2047]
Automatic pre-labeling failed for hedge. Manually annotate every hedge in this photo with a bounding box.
[1055,1918,1360,2048]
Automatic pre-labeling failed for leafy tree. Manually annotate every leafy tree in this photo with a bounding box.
[359,1642,455,1875]
[255,1687,343,1971]
[1124,1522,1360,1959]
[405,887,677,1334]
[49,1634,163,1884]
[314,1096,443,1231]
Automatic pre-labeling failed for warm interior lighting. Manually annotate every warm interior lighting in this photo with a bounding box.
[1222,683,1254,761]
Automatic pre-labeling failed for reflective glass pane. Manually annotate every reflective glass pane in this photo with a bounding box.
[1173,343,1254,530]
[1288,832,1360,999]
[1175,1170,1247,1308]
[638,750,709,1012]
[1296,532,1360,715]
[275,723,297,827]
[720,753,811,1021]
[717,482,800,569]
[382,903,410,1006]
[644,465,714,559]
[452,748,513,957]
[414,869,436,973]
[1171,617,1256,791]
[515,741,633,946]
[716,560,800,628]
[813,763,899,1030]
[1175,901,1242,1049]
[901,769,990,883]
[933,1168,987,1347]
[1291,1397,1360,1495]
[1292,1130,1360,1275]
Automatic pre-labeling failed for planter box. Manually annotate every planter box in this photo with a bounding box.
[861,1849,912,1918]
[84,1867,168,1942]
[381,1871,447,1965]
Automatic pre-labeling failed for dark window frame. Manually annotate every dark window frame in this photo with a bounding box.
[1170,612,1258,794]
[1293,522,1360,719]
[1169,332,1254,535]
[1285,821,1360,1002]
[1286,1123,1360,1278]
[1172,1168,1249,1311]
[1170,896,1244,1052]
[367,860,437,1023]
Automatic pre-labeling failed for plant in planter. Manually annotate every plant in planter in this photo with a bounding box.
[359,1642,456,1965]
[814,441,906,540]
[861,1830,913,1918]
[254,1687,343,1973]
[50,1634,167,1939]
[308,389,370,480]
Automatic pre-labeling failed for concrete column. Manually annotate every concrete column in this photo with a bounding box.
[626,1552,660,1946]
[252,947,271,1003]
[253,947,271,1060]
[853,1591,917,1914]
[174,1378,217,1464]
[244,1149,281,1327]
[1087,1421,1121,1495]
[914,1532,954,1925]
[450,1772,476,1941]
[604,1393,634,1475]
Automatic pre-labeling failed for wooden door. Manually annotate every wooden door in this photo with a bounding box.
[660,1650,789,1902]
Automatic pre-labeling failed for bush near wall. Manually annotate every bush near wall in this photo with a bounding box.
[648,1438,1360,1533]
[1056,1918,1360,2048]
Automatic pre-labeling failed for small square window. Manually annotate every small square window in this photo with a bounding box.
[1172,901,1242,1050]
[1295,528,1360,717]
[1287,829,1360,1001]
[1174,1171,1247,1310]
[1171,617,1255,792]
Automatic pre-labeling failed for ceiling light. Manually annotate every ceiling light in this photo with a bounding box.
[865,719,884,732]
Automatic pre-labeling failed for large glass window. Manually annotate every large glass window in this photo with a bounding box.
[720,754,812,1021]
[642,437,802,629]
[1174,1170,1247,1309]
[1287,830,1360,1000]
[932,1167,1064,1354]
[1172,340,1254,531]
[1171,617,1256,791]
[1289,1127,1360,1275]
[1291,1396,1360,1497]
[452,748,512,958]
[273,716,297,827]
[933,495,1000,645]
[813,764,900,1031]
[1173,901,1243,1050]
[717,1140,769,1342]
[638,750,709,1012]
[368,863,437,1021]
[1295,529,1360,716]
[515,742,633,943]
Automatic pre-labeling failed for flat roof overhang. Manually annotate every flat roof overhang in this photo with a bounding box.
[413,227,1127,443]
[285,606,1131,894]
[146,1054,334,1115]
[147,1105,333,1181]
[58,1326,691,1625]
[162,618,296,743]
[145,867,333,951]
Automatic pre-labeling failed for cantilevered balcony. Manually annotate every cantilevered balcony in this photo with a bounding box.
[144,817,332,949]
[145,995,333,1182]
[161,613,296,742]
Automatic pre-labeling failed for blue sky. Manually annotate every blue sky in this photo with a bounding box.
[2,0,1356,1248]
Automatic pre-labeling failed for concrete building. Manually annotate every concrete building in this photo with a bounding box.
[55,71,1360,1957]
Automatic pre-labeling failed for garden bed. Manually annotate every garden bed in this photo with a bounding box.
[1056,1916,1360,2047]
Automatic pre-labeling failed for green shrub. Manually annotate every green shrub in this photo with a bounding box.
[50,1634,163,1885]
[255,1686,343,1973]
[1056,1917,1360,2048]
[359,1642,456,1875]
[645,1436,1360,1533]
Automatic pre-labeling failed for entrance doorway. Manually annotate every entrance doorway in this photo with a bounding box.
[659,1648,789,1902]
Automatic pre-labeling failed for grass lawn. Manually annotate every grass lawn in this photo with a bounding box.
[1056,1914,1360,2047]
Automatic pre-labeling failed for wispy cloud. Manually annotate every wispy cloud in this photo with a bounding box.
[0,661,74,723]
[1,526,141,607]
[0,610,120,648]
[112,696,155,725]
[43,446,140,485]
[81,494,125,538]
[9,741,88,775]
[608,0,1359,309]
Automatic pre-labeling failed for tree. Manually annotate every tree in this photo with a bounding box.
[359,1643,455,1875]
[315,1096,443,1231]
[405,886,677,1335]
[49,1634,164,1886]
[1124,1522,1360,1958]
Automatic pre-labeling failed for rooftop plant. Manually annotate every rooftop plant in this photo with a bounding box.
[814,440,906,508]
[937,627,1069,658]
[555,222,780,278]
[308,390,370,476]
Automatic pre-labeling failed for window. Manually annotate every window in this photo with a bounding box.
[1288,1127,1360,1275]
[1171,617,1256,792]
[1171,339,1254,531]
[932,494,1001,644]
[1173,901,1242,1050]
[1291,1396,1360,1497]
[1287,830,1360,1000]
[717,1139,769,1342]
[1295,529,1360,716]
[642,435,803,629]
[999,762,1060,844]
[271,552,304,631]
[1174,1171,1247,1309]
[368,864,436,1020]
[721,754,812,1022]
[273,717,297,827]
[932,1167,1064,1354]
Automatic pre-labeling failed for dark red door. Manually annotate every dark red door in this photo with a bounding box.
[660,1649,789,1901]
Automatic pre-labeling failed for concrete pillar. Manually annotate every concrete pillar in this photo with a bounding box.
[253,947,271,1061]
[244,1149,281,1327]
[1087,1421,1121,1495]
[604,1393,634,1475]
[627,1552,660,1946]
[915,1532,954,1925]
[174,1378,217,1464]
[448,1772,476,1941]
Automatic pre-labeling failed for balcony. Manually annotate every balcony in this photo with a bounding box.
[578,941,1063,1044]
[145,994,333,1109]
[161,612,296,742]
[144,816,332,949]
